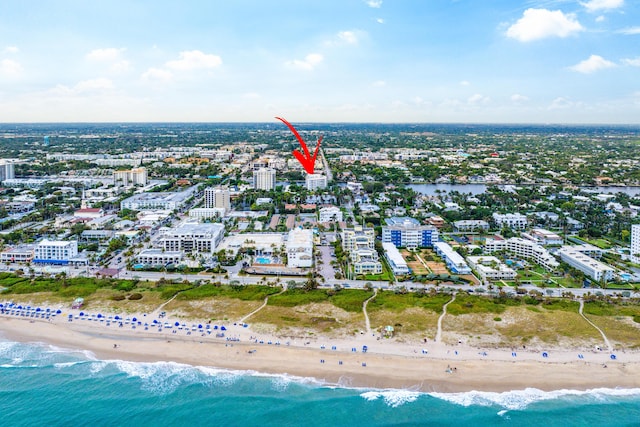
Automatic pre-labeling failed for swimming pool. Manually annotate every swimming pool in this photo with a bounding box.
[255,257,272,264]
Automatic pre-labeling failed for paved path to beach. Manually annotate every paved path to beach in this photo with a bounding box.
[435,293,456,343]
[579,298,613,352]
[363,288,377,334]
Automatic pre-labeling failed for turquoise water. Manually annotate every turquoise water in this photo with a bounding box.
[1,338,640,426]
[256,257,272,264]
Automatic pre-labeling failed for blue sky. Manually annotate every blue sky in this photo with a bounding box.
[0,0,638,123]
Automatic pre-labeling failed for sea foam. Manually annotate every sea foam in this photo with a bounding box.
[430,387,640,410]
[360,390,421,407]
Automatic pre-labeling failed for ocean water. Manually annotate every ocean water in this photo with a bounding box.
[2,339,640,426]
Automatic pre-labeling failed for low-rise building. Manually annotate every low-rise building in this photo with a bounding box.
[341,226,382,275]
[33,240,78,264]
[492,212,528,230]
[521,228,563,246]
[159,222,225,254]
[286,228,314,268]
[484,237,559,271]
[188,207,226,219]
[318,206,342,223]
[453,220,490,232]
[136,248,183,266]
[383,242,409,275]
[557,246,615,283]
[433,241,471,274]
[0,245,34,263]
[467,256,517,282]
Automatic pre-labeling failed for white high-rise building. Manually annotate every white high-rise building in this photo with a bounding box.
[204,187,230,212]
[34,240,78,263]
[0,160,16,182]
[305,173,327,191]
[631,224,640,264]
[253,168,276,191]
[113,167,147,187]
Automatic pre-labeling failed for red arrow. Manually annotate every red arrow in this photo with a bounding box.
[275,116,322,175]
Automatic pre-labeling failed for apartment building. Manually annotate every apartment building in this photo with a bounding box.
[484,237,559,271]
[382,217,439,249]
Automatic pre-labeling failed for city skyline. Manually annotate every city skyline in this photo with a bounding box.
[0,0,639,123]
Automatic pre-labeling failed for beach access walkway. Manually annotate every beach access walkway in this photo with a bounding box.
[435,293,456,343]
[239,283,288,324]
[362,288,377,334]
[579,298,613,352]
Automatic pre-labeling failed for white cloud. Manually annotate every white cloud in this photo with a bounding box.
[506,9,584,42]
[86,47,125,62]
[0,59,22,75]
[376,18,385,24]
[141,67,173,82]
[166,50,222,71]
[86,48,130,73]
[468,94,490,105]
[338,31,359,45]
[619,26,640,35]
[285,53,323,70]
[3,46,19,54]
[622,57,640,67]
[366,0,382,8]
[581,0,624,12]
[548,97,575,110]
[569,54,616,73]
[459,80,470,86]
[50,78,114,95]
[511,94,530,103]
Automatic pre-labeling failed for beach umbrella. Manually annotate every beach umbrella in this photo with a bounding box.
[198,324,203,329]
[17,305,22,309]
[175,322,180,327]
[0,304,3,308]
[132,317,137,322]
[56,309,61,314]
[79,312,84,316]
[98,314,103,319]
[114,315,120,320]
[213,325,218,330]
[221,326,226,331]
[36,308,41,312]
[152,319,158,324]
[68,314,72,318]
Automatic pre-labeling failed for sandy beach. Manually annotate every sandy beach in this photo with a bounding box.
[2,305,640,393]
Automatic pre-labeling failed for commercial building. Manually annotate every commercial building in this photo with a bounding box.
[33,240,78,264]
[136,249,183,266]
[557,246,615,283]
[217,233,284,257]
[382,217,439,249]
[467,256,517,282]
[433,241,471,274]
[484,237,559,271]
[204,186,230,212]
[159,222,225,254]
[113,167,148,187]
[453,220,489,232]
[383,242,410,275]
[253,168,276,191]
[120,189,193,211]
[0,246,34,263]
[341,226,382,275]
[286,228,314,268]
[305,173,327,191]
[631,224,640,264]
[318,206,342,223]
[188,208,226,219]
[492,213,528,230]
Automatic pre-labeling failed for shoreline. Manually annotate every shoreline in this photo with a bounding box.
[3,311,640,393]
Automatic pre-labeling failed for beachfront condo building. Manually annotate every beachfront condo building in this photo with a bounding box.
[318,206,342,223]
[33,240,78,264]
[484,237,559,271]
[382,217,439,249]
[159,222,225,254]
[341,226,382,275]
[382,242,410,275]
[136,248,183,266]
[557,246,615,283]
[467,256,517,282]
[433,241,471,275]
[253,168,276,191]
[631,224,640,264]
[286,228,314,268]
